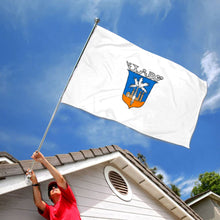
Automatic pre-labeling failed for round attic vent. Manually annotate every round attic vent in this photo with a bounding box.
[104,166,132,201]
[109,170,128,195]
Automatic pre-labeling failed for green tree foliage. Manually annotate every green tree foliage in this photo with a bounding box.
[150,166,164,181]
[156,173,164,181]
[136,153,181,197]
[137,153,164,180]
[191,171,220,197]
[170,184,181,197]
[137,153,148,167]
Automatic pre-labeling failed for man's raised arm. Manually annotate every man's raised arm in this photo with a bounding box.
[26,169,46,212]
[31,151,67,189]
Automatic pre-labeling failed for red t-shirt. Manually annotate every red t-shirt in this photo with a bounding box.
[39,184,81,220]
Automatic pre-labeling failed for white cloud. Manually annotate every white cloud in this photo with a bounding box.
[184,1,220,113]
[136,0,172,19]
[200,51,220,113]
[0,130,57,151]
[155,167,171,185]
[153,167,220,199]
[201,51,220,86]
[177,169,220,198]
[173,176,184,185]
[185,1,220,49]
[178,178,197,197]
[76,0,123,24]
[202,90,220,112]
[153,167,198,198]
[0,0,173,32]
[74,116,150,147]
[0,0,123,28]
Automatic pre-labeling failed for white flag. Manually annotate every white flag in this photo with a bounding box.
[61,25,207,148]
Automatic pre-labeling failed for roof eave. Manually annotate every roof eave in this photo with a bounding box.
[0,151,121,195]
[187,191,220,206]
[111,154,199,220]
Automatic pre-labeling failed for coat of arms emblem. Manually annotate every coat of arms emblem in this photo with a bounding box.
[122,62,163,109]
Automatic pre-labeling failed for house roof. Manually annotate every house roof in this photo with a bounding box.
[185,190,220,206]
[0,145,202,220]
[0,151,19,164]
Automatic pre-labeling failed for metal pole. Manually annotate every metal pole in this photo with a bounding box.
[27,18,100,177]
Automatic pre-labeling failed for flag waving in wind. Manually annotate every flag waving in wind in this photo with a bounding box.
[61,25,207,148]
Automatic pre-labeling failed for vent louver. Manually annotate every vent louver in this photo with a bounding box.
[109,170,128,195]
[104,166,132,201]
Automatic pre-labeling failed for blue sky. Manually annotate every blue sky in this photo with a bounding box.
[1,0,220,200]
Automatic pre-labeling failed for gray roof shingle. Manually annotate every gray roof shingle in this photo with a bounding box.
[0,145,201,219]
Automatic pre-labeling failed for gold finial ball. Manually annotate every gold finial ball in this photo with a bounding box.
[95,18,100,23]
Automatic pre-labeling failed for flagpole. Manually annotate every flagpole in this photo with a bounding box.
[27,18,100,179]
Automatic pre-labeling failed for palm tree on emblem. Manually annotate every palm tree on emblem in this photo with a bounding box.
[130,77,148,105]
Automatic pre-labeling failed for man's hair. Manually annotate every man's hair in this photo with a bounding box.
[48,181,57,198]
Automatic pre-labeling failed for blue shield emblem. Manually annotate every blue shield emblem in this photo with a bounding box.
[122,70,157,108]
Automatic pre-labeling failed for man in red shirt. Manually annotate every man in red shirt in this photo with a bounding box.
[27,151,81,220]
